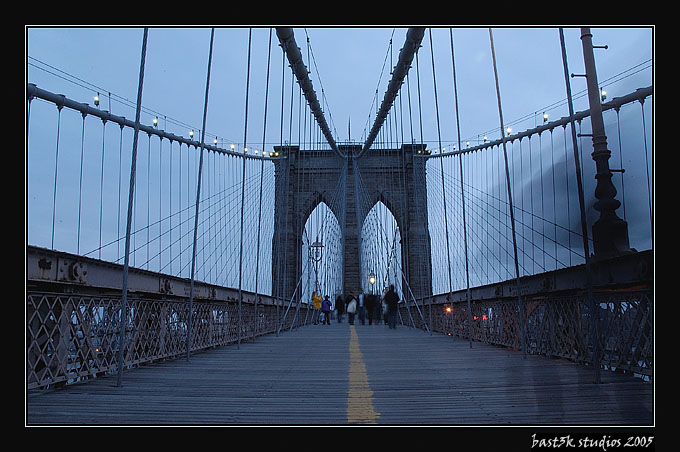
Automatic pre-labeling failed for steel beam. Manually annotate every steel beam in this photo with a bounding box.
[275,28,342,158]
[426,249,652,305]
[359,28,426,157]
[27,245,277,305]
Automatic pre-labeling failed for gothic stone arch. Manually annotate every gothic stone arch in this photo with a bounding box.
[271,144,432,303]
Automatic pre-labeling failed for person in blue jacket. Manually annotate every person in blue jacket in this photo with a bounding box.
[321,295,332,325]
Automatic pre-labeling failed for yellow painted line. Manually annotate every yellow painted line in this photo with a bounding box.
[347,325,380,424]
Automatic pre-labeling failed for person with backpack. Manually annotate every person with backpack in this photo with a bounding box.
[346,294,357,325]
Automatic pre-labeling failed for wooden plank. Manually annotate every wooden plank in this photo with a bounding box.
[26,322,653,425]
[356,325,653,425]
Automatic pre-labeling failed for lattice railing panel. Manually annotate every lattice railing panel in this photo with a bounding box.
[524,295,592,363]
[27,294,122,389]
[429,300,524,350]
[595,291,653,377]
[426,288,652,379]
[27,292,285,390]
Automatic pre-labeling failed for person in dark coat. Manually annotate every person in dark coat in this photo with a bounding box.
[384,284,399,329]
[335,295,345,323]
[366,293,376,325]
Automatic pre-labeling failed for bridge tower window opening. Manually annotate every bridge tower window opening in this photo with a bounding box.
[360,201,403,300]
[300,202,343,306]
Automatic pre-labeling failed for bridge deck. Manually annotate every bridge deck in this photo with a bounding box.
[26,321,653,426]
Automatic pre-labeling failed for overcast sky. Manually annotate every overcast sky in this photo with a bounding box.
[26,26,653,151]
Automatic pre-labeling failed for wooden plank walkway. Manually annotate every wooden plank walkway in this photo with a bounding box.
[26,321,653,426]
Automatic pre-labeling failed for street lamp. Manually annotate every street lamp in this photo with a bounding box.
[309,240,324,292]
[368,271,376,294]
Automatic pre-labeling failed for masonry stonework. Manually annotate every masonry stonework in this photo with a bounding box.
[272,144,432,303]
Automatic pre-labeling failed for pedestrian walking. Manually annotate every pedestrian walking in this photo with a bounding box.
[312,291,322,324]
[366,293,376,325]
[346,295,357,325]
[384,284,399,329]
[335,295,345,323]
[375,293,383,324]
[321,295,332,325]
[357,289,366,325]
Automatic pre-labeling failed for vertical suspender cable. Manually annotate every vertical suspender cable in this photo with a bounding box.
[117,28,148,387]
[614,110,626,221]
[238,29,253,348]
[640,100,652,243]
[253,28,273,341]
[187,28,215,361]
[428,29,452,333]
[296,67,305,327]
[274,44,285,334]
[158,136,163,270]
[559,28,598,383]
[51,106,62,250]
[77,114,86,254]
[99,120,107,259]
[168,143,173,274]
[396,61,415,329]
[414,47,430,324]
[278,60,296,332]
[117,124,123,261]
[489,28,527,358]
[449,29,473,348]
[146,134,151,269]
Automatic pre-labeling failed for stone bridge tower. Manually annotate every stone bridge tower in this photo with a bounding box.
[271,143,432,304]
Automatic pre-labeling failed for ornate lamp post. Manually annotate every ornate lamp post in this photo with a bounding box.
[309,240,324,293]
[579,28,631,259]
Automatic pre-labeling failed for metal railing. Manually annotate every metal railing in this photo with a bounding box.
[406,250,653,381]
[26,247,313,390]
